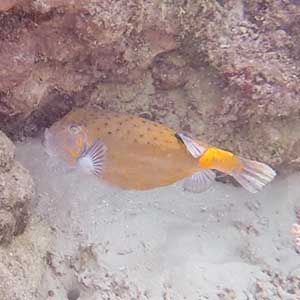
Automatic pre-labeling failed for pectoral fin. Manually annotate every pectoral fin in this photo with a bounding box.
[77,139,107,176]
[175,132,206,158]
[183,170,216,193]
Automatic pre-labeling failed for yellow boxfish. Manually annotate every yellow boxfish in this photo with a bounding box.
[43,107,276,193]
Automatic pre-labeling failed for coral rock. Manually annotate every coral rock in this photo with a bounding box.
[0,131,34,244]
[0,210,16,245]
[0,131,15,172]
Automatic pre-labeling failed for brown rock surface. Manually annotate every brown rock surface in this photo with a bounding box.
[0,130,15,171]
[0,0,299,172]
[0,130,34,244]
[0,0,22,12]
[0,210,16,244]
[0,131,41,300]
[0,219,51,300]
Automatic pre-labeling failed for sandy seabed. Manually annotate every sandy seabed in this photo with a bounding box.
[16,139,300,300]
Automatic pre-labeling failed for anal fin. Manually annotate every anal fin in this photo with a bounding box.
[183,170,216,193]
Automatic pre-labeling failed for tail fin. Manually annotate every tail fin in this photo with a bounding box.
[231,157,276,193]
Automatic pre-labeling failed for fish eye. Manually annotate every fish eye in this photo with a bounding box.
[68,124,82,135]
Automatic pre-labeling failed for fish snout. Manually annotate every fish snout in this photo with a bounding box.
[43,128,59,157]
[42,128,50,146]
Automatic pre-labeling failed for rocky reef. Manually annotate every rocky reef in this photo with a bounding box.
[0,130,43,300]
[0,221,51,300]
[0,130,34,244]
[0,1,299,172]
[0,2,299,299]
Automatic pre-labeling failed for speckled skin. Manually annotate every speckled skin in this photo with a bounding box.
[46,108,208,190]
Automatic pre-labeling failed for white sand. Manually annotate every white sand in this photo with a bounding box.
[16,139,300,300]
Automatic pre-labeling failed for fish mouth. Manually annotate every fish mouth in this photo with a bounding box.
[41,128,49,147]
[43,128,58,157]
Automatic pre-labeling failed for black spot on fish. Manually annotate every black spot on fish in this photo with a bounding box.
[134,138,138,142]
[153,137,157,141]
[108,131,112,135]
[116,128,120,132]
[139,134,144,138]
[133,124,137,127]
[104,122,108,126]
[147,141,150,145]
[119,122,123,126]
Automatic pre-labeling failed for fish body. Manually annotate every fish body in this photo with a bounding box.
[44,108,204,190]
[44,107,276,193]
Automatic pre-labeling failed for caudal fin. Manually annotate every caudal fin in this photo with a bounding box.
[231,157,276,193]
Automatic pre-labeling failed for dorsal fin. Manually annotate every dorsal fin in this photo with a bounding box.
[175,132,206,158]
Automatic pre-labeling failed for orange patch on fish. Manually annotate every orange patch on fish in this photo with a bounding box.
[199,147,243,173]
